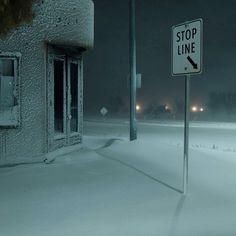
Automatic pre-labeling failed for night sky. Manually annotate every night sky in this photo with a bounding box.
[84,0,236,114]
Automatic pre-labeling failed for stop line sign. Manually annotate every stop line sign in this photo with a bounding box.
[172,19,203,76]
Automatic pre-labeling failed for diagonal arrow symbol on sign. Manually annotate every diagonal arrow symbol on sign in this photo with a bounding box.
[187,56,198,70]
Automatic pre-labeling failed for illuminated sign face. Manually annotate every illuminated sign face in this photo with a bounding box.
[172,19,203,76]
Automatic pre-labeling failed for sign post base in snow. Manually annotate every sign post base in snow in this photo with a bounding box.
[172,19,203,194]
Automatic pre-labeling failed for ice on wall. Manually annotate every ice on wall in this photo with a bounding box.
[0,0,94,163]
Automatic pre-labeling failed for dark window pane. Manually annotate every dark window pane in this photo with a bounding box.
[54,60,64,133]
[0,76,14,111]
[70,63,78,132]
[2,59,14,76]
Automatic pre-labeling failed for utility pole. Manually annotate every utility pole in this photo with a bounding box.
[129,0,137,141]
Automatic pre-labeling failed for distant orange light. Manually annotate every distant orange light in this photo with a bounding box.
[191,106,197,112]
[136,105,141,111]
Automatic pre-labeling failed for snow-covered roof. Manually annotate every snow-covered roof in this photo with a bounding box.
[0,0,94,50]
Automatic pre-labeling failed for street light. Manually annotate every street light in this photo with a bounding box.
[191,106,197,112]
[136,104,141,112]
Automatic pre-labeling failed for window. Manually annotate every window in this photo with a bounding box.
[0,53,21,127]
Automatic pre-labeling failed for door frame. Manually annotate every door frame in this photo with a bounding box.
[47,46,82,152]
[67,57,83,146]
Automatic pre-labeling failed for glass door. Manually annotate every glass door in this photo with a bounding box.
[48,49,82,151]
[54,58,66,136]
[48,54,68,150]
[67,58,81,146]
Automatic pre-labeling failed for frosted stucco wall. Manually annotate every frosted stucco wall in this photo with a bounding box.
[0,0,94,164]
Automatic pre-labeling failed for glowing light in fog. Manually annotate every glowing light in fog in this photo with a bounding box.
[136,105,141,111]
[191,106,197,112]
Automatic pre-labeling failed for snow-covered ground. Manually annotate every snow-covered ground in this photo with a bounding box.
[1,119,236,235]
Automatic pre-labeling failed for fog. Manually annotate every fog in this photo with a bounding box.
[84,0,236,121]
[1,2,236,234]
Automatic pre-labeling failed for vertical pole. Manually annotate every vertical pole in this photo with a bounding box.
[129,0,137,141]
[183,74,190,195]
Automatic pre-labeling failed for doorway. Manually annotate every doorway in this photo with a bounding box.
[47,47,82,151]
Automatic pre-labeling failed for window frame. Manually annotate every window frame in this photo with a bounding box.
[0,52,21,128]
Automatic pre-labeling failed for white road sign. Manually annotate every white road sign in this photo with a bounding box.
[100,107,108,116]
[172,19,203,76]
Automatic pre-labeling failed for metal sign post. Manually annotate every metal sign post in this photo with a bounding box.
[172,19,203,195]
[129,0,137,141]
[183,74,190,194]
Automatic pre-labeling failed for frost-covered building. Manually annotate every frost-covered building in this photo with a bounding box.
[0,0,94,164]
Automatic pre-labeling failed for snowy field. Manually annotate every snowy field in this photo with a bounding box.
[1,119,236,235]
